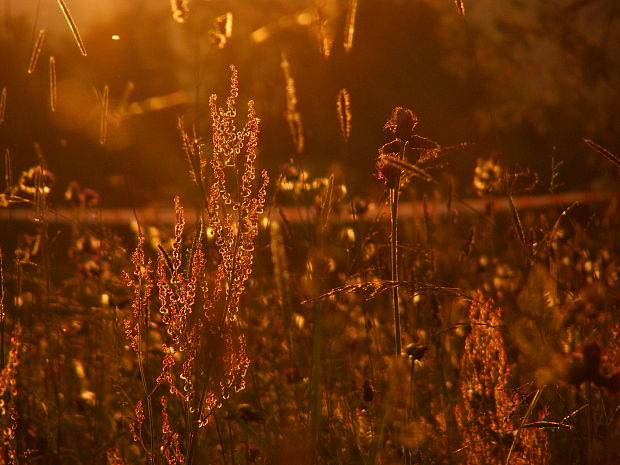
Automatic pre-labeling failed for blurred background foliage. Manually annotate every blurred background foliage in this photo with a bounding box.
[0,0,618,207]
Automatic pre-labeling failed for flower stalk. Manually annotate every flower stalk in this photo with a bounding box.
[381,107,417,357]
[389,141,404,356]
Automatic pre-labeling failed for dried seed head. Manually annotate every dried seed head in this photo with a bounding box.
[384,107,418,140]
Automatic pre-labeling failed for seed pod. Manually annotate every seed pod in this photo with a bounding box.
[406,344,429,361]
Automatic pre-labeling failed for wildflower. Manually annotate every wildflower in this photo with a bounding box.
[473,154,502,196]
[18,166,54,195]
[376,108,440,191]
[381,107,440,163]
[106,448,125,465]
[384,107,418,141]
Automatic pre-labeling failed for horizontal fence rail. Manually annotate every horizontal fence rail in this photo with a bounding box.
[0,191,616,226]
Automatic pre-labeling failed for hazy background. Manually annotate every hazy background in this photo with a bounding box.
[1,0,618,207]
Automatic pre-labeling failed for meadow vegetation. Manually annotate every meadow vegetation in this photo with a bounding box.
[0,1,618,464]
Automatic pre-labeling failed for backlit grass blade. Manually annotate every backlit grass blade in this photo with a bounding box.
[281,53,304,153]
[27,29,46,74]
[455,0,465,16]
[3,148,11,189]
[583,138,620,170]
[344,0,358,52]
[319,174,334,231]
[337,88,351,141]
[56,0,87,56]
[381,154,436,184]
[49,57,57,112]
[506,387,544,465]
[0,87,6,125]
[508,193,525,247]
[99,85,109,145]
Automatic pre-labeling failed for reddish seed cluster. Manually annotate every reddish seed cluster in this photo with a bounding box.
[0,326,21,463]
[208,66,269,327]
[603,319,620,376]
[156,347,181,398]
[129,399,145,443]
[203,65,267,401]
[122,66,268,455]
[122,238,153,355]
[456,294,549,465]
[0,325,22,414]
[106,448,126,465]
[156,198,201,402]
[160,396,184,465]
